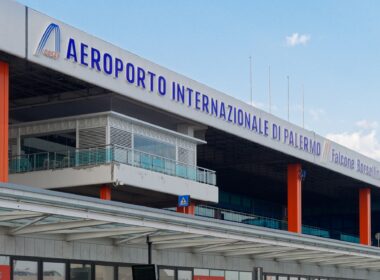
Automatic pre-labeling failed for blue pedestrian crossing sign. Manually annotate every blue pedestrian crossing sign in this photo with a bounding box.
[178,195,190,207]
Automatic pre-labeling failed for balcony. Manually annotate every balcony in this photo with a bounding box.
[9,144,216,186]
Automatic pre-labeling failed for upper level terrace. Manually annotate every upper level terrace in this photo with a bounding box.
[7,111,218,205]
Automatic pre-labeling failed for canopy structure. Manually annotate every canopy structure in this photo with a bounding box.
[0,183,380,271]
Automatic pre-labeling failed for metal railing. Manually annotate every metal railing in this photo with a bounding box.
[195,205,288,231]
[194,205,360,243]
[8,145,217,186]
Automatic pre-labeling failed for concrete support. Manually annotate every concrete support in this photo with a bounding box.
[176,202,196,215]
[0,61,9,183]
[359,188,371,246]
[100,184,112,200]
[287,164,302,233]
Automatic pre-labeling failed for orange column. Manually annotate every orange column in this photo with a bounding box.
[176,202,195,215]
[287,163,302,233]
[100,185,111,200]
[0,62,9,183]
[359,188,371,245]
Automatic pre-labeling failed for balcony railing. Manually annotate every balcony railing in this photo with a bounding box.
[9,145,217,186]
[194,205,360,244]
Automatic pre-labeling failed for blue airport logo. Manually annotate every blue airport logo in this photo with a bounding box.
[35,23,61,60]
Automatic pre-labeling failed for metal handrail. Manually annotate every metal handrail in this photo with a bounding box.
[195,204,287,229]
[195,205,360,243]
[9,144,217,185]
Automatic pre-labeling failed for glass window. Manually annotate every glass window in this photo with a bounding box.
[210,270,224,277]
[239,272,252,280]
[265,276,277,280]
[289,277,298,280]
[43,262,65,280]
[70,263,91,280]
[278,276,288,280]
[231,195,241,206]
[159,268,175,280]
[21,132,76,155]
[178,270,192,280]
[13,260,38,280]
[95,265,114,280]
[18,132,77,171]
[194,269,209,276]
[0,256,9,265]
[225,271,239,280]
[134,135,175,160]
[118,266,132,280]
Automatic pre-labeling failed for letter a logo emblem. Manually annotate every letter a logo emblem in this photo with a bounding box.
[35,23,61,60]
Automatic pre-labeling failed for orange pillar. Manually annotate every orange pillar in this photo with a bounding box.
[287,164,302,233]
[359,188,371,245]
[0,62,9,183]
[176,202,195,215]
[100,185,111,200]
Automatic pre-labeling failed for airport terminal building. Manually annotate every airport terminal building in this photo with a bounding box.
[1,1,380,279]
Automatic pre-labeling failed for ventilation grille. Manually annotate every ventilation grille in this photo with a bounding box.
[79,127,106,148]
[110,127,132,148]
[178,147,195,165]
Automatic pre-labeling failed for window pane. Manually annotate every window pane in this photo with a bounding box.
[278,276,288,280]
[265,276,277,280]
[13,260,38,280]
[0,256,9,265]
[210,270,224,277]
[159,268,175,280]
[70,263,91,280]
[194,269,209,276]
[95,265,114,280]
[43,262,65,280]
[118,266,132,280]
[21,132,76,155]
[226,271,239,280]
[178,270,192,280]
[239,272,252,280]
[134,135,175,160]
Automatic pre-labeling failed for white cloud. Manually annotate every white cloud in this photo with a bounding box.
[355,120,378,130]
[326,120,380,161]
[286,33,311,47]
[308,108,326,121]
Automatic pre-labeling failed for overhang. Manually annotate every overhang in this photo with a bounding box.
[1,183,380,271]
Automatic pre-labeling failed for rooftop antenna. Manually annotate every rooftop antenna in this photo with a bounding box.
[249,56,253,105]
[287,75,290,121]
[269,65,271,113]
[302,84,305,128]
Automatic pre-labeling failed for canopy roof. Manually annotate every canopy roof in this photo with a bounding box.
[1,183,380,271]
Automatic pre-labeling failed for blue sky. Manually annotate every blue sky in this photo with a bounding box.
[17,0,380,159]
